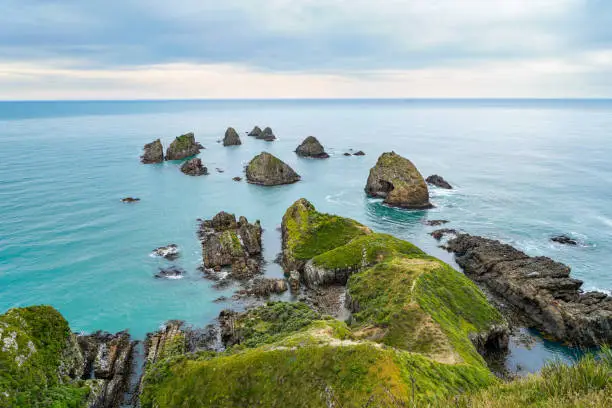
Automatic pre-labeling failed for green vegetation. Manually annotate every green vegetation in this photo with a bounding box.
[0,306,89,408]
[171,133,196,150]
[219,230,243,257]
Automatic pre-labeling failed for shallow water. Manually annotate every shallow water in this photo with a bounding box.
[1,99,610,371]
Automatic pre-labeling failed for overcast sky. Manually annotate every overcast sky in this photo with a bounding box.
[1,0,611,99]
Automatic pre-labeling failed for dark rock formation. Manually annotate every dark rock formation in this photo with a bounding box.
[424,219,449,226]
[248,126,263,137]
[141,139,164,164]
[223,127,242,146]
[445,233,612,346]
[365,152,432,209]
[343,152,352,156]
[551,235,579,246]
[232,176,242,182]
[121,197,140,203]
[245,152,301,186]
[259,127,276,141]
[295,136,329,158]
[78,331,135,408]
[180,158,208,176]
[426,174,453,189]
[165,132,201,161]
[431,229,457,241]
[353,151,365,156]
[216,168,224,173]
[151,244,179,260]
[241,278,288,297]
[154,267,184,279]
[199,212,262,279]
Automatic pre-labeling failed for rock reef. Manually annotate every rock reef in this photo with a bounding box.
[295,136,329,158]
[151,244,179,260]
[165,132,201,161]
[180,158,208,176]
[426,174,453,189]
[141,139,164,164]
[199,211,263,279]
[245,152,300,186]
[445,233,612,346]
[365,151,432,209]
[223,127,241,146]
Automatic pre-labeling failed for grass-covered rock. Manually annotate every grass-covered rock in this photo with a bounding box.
[245,152,300,186]
[0,306,90,408]
[165,132,200,161]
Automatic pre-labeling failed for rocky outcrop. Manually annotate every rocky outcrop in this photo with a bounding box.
[232,176,242,182]
[240,278,288,297]
[141,139,164,164]
[248,126,263,137]
[245,152,301,186]
[431,228,457,240]
[288,270,300,291]
[424,219,449,226]
[154,266,184,279]
[151,244,179,260]
[223,127,242,146]
[165,132,201,160]
[365,152,432,209]
[121,197,140,203]
[180,158,208,176]
[199,212,263,279]
[445,233,612,346]
[259,127,276,141]
[295,136,329,158]
[551,235,578,246]
[426,174,453,189]
[353,150,365,156]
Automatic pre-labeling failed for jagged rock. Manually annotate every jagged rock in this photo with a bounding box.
[199,212,262,279]
[365,152,432,209]
[242,278,288,297]
[180,158,208,176]
[245,152,300,186]
[445,233,612,346]
[288,270,300,291]
[141,139,164,163]
[259,127,276,141]
[154,267,184,279]
[353,151,365,156]
[232,176,242,182]
[223,127,242,146]
[248,126,263,137]
[426,174,453,189]
[121,197,140,203]
[295,136,329,158]
[165,132,201,161]
[151,244,179,260]
[424,219,449,226]
[218,310,240,347]
[551,235,578,246]
[431,229,457,240]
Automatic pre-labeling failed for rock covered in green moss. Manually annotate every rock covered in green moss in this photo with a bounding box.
[245,152,300,186]
[141,139,164,163]
[295,136,329,158]
[165,132,201,161]
[365,151,432,209]
[222,127,241,146]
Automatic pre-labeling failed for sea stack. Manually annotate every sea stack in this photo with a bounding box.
[248,126,263,137]
[165,132,201,160]
[365,152,432,209]
[260,127,276,141]
[295,136,329,158]
[245,152,300,186]
[223,127,242,146]
[141,139,164,163]
[426,174,453,189]
[180,158,208,176]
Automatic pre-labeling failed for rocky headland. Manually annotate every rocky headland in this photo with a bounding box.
[365,151,433,209]
[295,136,329,158]
[245,152,300,186]
[165,132,201,161]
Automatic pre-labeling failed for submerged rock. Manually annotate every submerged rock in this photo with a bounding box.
[232,176,242,182]
[445,233,612,346]
[426,174,453,189]
[353,150,366,156]
[151,244,179,260]
[223,127,242,146]
[199,212,263,279]
[343,152,351,156]
[121,197,140,203]
[141,139,164,163]
[154,267,184,279]
[424,219,449,226]
[365,152,432,209]
[245,152,301,186]
[431,228,457,241]
[165,132,201,161]
[248,126,263,137]
[180,158,208,176]
[295,136,329,158]
[551,235,579,246]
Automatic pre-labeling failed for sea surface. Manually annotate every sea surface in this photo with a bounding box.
[1,99,611,373]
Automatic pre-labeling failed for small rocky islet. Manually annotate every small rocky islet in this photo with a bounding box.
[245,152,300,186]
[295,136,329,158]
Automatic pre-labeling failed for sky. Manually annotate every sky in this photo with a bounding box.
[1,0,611,99]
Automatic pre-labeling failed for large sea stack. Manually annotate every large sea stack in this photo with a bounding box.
[141,139,164,163]
[365,151,432,209]
[223,127,242,146]
[165,132,201,161]
[245,152,300,186]
[295,136,329,158]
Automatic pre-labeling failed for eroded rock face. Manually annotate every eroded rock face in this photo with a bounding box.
[165,132,201,160]
[426,174,453,189]
[199,212,262,279]
[141,139,164,163]
[295,136,329,158]
[180,158,208,176]
[223,127,242,146]
[445,233,612,346]
[245,152,301,186]
[241,278,288,297]
[365,152,432,209]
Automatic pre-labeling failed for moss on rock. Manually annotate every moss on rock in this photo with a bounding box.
[245,152,300,186]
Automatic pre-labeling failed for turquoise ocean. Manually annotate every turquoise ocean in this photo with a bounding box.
[1,99,611,372]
